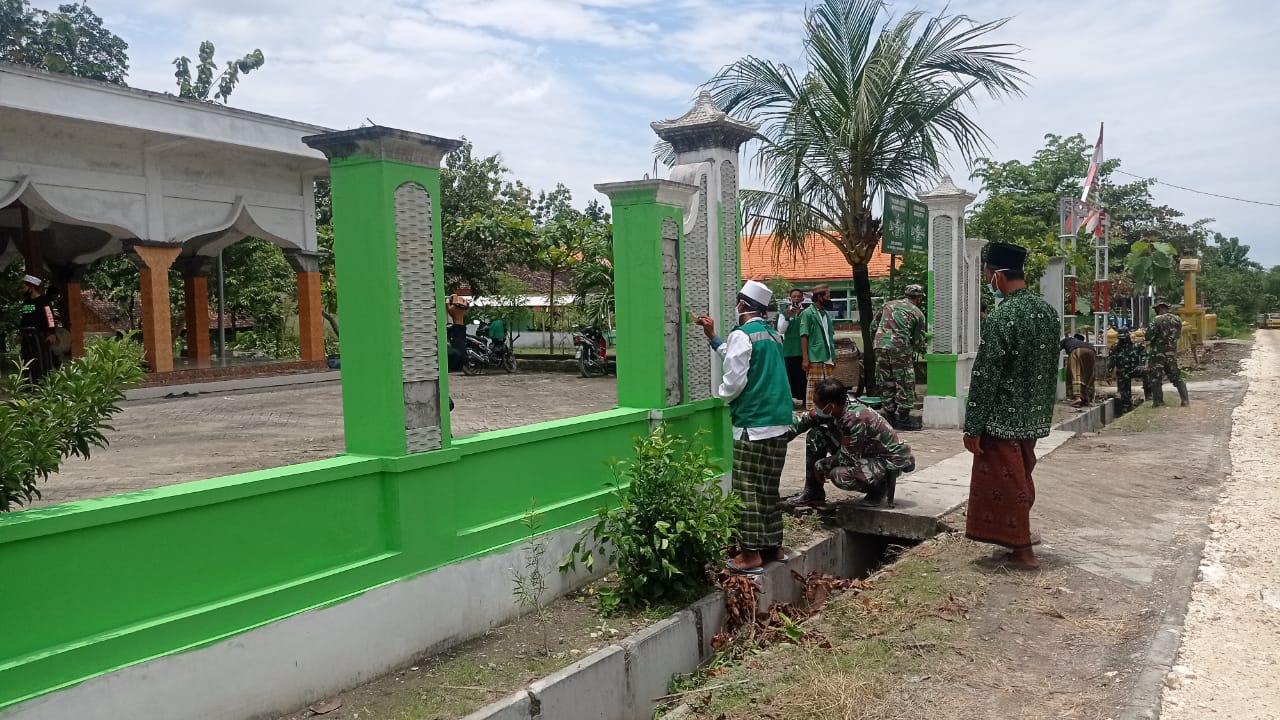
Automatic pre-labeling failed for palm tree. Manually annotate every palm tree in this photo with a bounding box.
[706,0,1028,388]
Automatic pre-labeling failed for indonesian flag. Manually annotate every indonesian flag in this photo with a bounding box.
[1079,122,1104,202]
[1081,207,1106,237]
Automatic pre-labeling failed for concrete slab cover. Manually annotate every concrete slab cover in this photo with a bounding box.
[528,645,627,720]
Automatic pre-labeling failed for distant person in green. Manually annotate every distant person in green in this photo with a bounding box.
[872,284,927,431]
[776,288,808,404]
[1107,327,1146,414]
[964,242,1060,570]
[1146,298,1189,407]
[486,316,506,350]
[799,284,836,409]
[697,280,794,575]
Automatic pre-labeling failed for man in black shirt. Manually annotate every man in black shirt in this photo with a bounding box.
[17,274,59,382]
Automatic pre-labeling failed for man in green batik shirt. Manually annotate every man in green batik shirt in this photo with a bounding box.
[963,242,1060,570]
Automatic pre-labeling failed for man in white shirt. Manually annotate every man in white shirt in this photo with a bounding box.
[697,280,795,575]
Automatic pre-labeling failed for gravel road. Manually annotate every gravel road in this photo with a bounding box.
[1161,330,1280,719]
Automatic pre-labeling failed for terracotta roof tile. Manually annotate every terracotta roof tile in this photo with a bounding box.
[741,234,895,283]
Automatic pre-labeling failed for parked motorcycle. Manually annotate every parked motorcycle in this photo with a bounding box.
[462,321,517,375]
[573,325,609,378]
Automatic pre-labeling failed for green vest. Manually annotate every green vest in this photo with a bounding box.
[781,313,803,357]
[730,319,794,429]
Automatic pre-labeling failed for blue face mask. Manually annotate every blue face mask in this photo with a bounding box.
[987,269,1008,299]
[814,404,836,419]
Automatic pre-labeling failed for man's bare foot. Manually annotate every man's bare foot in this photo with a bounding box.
[1004,548,1040,569]
[726,550,764,575]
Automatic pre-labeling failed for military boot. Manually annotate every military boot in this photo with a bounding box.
[1176,381,1190,407]
[896,408,922,431]
[1151,384,1165,407]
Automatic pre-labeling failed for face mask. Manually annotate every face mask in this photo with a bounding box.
[987,269,1007,299]
[814,404,835,419]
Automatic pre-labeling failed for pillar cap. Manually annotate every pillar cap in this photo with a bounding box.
[302,126,463,167]
[594,179,698,207]
[916,175,976,203]
[651,90,760,154]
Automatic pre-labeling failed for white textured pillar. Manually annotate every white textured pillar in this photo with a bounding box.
[917,177,976,429]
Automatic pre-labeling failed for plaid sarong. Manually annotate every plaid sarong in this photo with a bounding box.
[805,362,835,410]
[731,436,788,549]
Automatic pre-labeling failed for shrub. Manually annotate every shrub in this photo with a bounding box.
[561,425,739,612]
[0,337,146,511]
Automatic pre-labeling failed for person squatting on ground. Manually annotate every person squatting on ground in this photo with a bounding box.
[697,280,794,575]
[799,284,837,409]
[1108,328,1147,414]
[1060,333,1097,407]
[872,284,927,431]
[776,288,809,405]
[786,378,915,509]
[1146,298,1190,407]
[964,242,1060,570]
[17,273,59,382]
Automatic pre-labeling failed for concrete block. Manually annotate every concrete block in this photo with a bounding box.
[688,592,725,662]
[529,645,627,720]
[621,610,701,716]
[461,690,533,720]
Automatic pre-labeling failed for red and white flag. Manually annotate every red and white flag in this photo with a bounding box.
[1079,122,1104,202]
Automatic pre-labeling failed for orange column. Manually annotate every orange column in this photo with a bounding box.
[65,280,86,358]
[183,274,212,368]
[297,270,325,362]
[130,245,182,373]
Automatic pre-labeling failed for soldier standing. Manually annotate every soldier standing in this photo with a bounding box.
[1107,328,1146,414]
[872,284,927,430]
[1145,298,1189,407]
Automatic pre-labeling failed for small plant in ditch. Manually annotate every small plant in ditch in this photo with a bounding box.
[561,425,739,614]
[510,498,552,656]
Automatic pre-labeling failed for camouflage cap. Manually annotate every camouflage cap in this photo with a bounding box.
[1117,327,1131,339]
[904,284,925,298]
[1154,297,1171,308]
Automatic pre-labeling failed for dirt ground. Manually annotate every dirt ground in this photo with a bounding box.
[30,372,617,507]
[276,579,664,720]
[1160,331,1280,719]
[670,340,1251,720]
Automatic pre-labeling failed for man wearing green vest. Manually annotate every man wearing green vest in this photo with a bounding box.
[800,284,837,409]
[697,280,794,575]
[776,288,808,405]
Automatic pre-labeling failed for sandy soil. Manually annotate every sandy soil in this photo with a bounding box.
[1160,331,1280,719]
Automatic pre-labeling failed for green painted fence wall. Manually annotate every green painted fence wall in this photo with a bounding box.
[0,403,729,709]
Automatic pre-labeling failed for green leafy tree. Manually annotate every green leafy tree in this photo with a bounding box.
[707,0,1028,385]
[485,271,532,343]
[440,140,533,295]
[1,0,129,84]
[1,336,145,511]
[221,238,295,354]
[173,41,264,103]
[1126,239,1178,293]
[571,220,614,330]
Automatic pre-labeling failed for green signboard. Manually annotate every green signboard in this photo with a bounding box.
[882,191,929,255]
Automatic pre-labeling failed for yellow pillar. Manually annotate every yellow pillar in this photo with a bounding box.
[1176,258,1206,344]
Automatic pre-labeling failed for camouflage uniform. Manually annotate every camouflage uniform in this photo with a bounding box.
[1145,309,1189,406]
[788,401,915,499]
[1107,335,1146,413]
[872,292,926,427]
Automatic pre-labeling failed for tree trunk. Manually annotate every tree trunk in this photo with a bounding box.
[548,272,556,355]
[853,262,876,398]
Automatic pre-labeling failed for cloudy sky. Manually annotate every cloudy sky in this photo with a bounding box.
[81,0,1280,265]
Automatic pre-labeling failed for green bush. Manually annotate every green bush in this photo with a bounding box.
[0,337,146,511]
[561,425,739,613]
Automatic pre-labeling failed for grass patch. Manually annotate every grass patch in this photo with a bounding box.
[783,512,830,548]
[665,535,991,720]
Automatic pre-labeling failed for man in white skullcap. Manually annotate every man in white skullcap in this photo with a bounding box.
[696,279,794,574]
[17,273,59,381]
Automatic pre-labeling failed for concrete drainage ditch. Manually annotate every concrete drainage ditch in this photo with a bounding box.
[461,528,914,720]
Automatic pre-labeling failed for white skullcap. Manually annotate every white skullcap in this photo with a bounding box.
[738,280,772,308]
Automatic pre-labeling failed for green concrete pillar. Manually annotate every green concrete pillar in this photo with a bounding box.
[595,179,697,410]
[304,127,462,457]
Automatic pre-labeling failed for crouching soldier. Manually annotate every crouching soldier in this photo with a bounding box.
[786,378,915,508]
